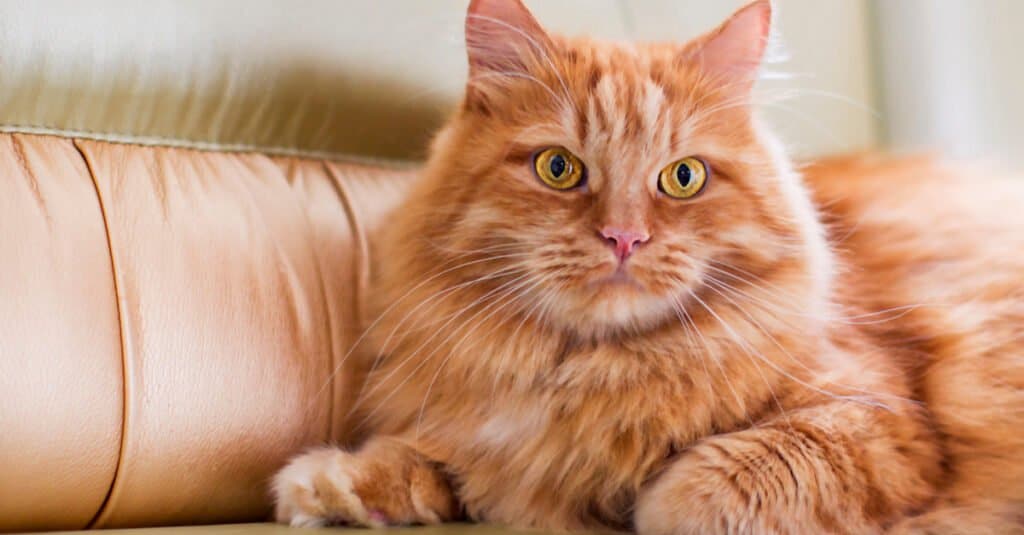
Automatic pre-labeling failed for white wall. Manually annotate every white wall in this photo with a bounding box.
[623,0,880,158]
[0,0,889,161]
[328,0,882,158]
[872,0,1024,165]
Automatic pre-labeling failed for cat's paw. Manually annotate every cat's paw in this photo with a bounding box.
[273,448,374,528]
[634,431,878,535]
[635,443,753,535]
[272,438,458,528]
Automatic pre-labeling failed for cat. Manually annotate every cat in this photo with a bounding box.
[272,0,1024,533]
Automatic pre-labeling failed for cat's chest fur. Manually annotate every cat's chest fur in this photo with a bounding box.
[405,328,771,529]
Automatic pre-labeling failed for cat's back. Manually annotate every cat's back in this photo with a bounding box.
[803,153,1024,511]
[803,153,1024,306]
[803,152,1024,228]
[803,152,1024,348]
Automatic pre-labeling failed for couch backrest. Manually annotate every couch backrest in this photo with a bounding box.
[0,1,877,162]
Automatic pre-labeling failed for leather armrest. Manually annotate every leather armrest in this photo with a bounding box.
[0,134,412,531]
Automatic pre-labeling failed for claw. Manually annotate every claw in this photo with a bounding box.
[368,509,390,526]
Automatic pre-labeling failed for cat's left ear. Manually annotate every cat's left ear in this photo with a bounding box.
[464,0,553,79]
[685,0,772,94]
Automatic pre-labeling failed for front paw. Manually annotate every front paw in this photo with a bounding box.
[635,441,758,535]
[635,431,876,535]
[272,438,458,528]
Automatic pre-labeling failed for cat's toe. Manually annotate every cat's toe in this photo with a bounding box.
[273,438,459,528]
[272,448,384,528]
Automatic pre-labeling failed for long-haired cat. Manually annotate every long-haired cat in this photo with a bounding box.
[273,1,1024,533]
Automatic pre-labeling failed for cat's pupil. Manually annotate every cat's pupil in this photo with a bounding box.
[676,164,692,186]
[549,155,567,178]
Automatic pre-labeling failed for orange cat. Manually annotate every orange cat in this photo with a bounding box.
[273,1,1024,533]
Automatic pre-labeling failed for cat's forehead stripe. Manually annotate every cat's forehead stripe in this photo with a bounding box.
[641,78,670,147]
[577,71,670,153]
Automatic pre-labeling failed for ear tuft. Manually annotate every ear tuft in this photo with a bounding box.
[465,0,551,77]
[687,0,773,92]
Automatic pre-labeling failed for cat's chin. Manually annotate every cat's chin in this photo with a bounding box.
[547,282,680,340]
[588,269,644,291]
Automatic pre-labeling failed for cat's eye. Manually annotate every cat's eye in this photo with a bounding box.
[658,157,708,199]
[534,147,585,190]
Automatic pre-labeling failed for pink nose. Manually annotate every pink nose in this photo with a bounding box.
[600,227,650,262]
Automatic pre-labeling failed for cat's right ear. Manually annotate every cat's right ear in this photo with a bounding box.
[684,0,772,96]
[465,0,552,82]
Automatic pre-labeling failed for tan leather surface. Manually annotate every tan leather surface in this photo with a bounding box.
[0,1,877,161]
[0,134,414,531]
[0,135,123,531]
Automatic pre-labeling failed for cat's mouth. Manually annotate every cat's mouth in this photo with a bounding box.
[589,264,644,291]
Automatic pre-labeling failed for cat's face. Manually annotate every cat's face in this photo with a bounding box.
[401,0,825,340]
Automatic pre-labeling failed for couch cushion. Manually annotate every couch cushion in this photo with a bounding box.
[0,135,123,531]
[0,133,412,530]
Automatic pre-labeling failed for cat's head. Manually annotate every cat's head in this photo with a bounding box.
[383,0,831,340]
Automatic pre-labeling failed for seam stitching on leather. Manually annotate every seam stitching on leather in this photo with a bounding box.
[277,158,338,445]
[0,123,420,168]
[73,139,131,530]
[323,162,371,442]
[325,165,371,330]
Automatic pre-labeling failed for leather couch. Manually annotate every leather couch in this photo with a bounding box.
[0,1,876,532]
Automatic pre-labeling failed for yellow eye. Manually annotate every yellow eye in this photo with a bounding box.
[534,147,585,190]
[659,157,708,199]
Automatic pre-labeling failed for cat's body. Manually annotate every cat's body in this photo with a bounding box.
[273,1,1024,533]
[803,155,1024,533]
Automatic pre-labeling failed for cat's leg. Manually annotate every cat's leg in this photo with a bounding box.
[273,436,459,528]
[887,340,1024,535]
[634,402,939,535]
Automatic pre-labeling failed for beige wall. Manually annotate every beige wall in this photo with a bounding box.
[0,1,879,161]
[338,0,882,158]
[622,0,879,157]
[873,0,1024,165]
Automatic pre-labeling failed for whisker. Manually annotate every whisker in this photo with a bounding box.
[698,279,911,410]
[491,274,555,395]
[670,298,755,428]
[304,250,533,412]
[353,272,537,432]
[706,263,934,325]
[354,268,533,403]
[367,257,530,374]
[356,268,532,406]
[684,288,794,427]
[703,276,922,408]
[415,273,553,439]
